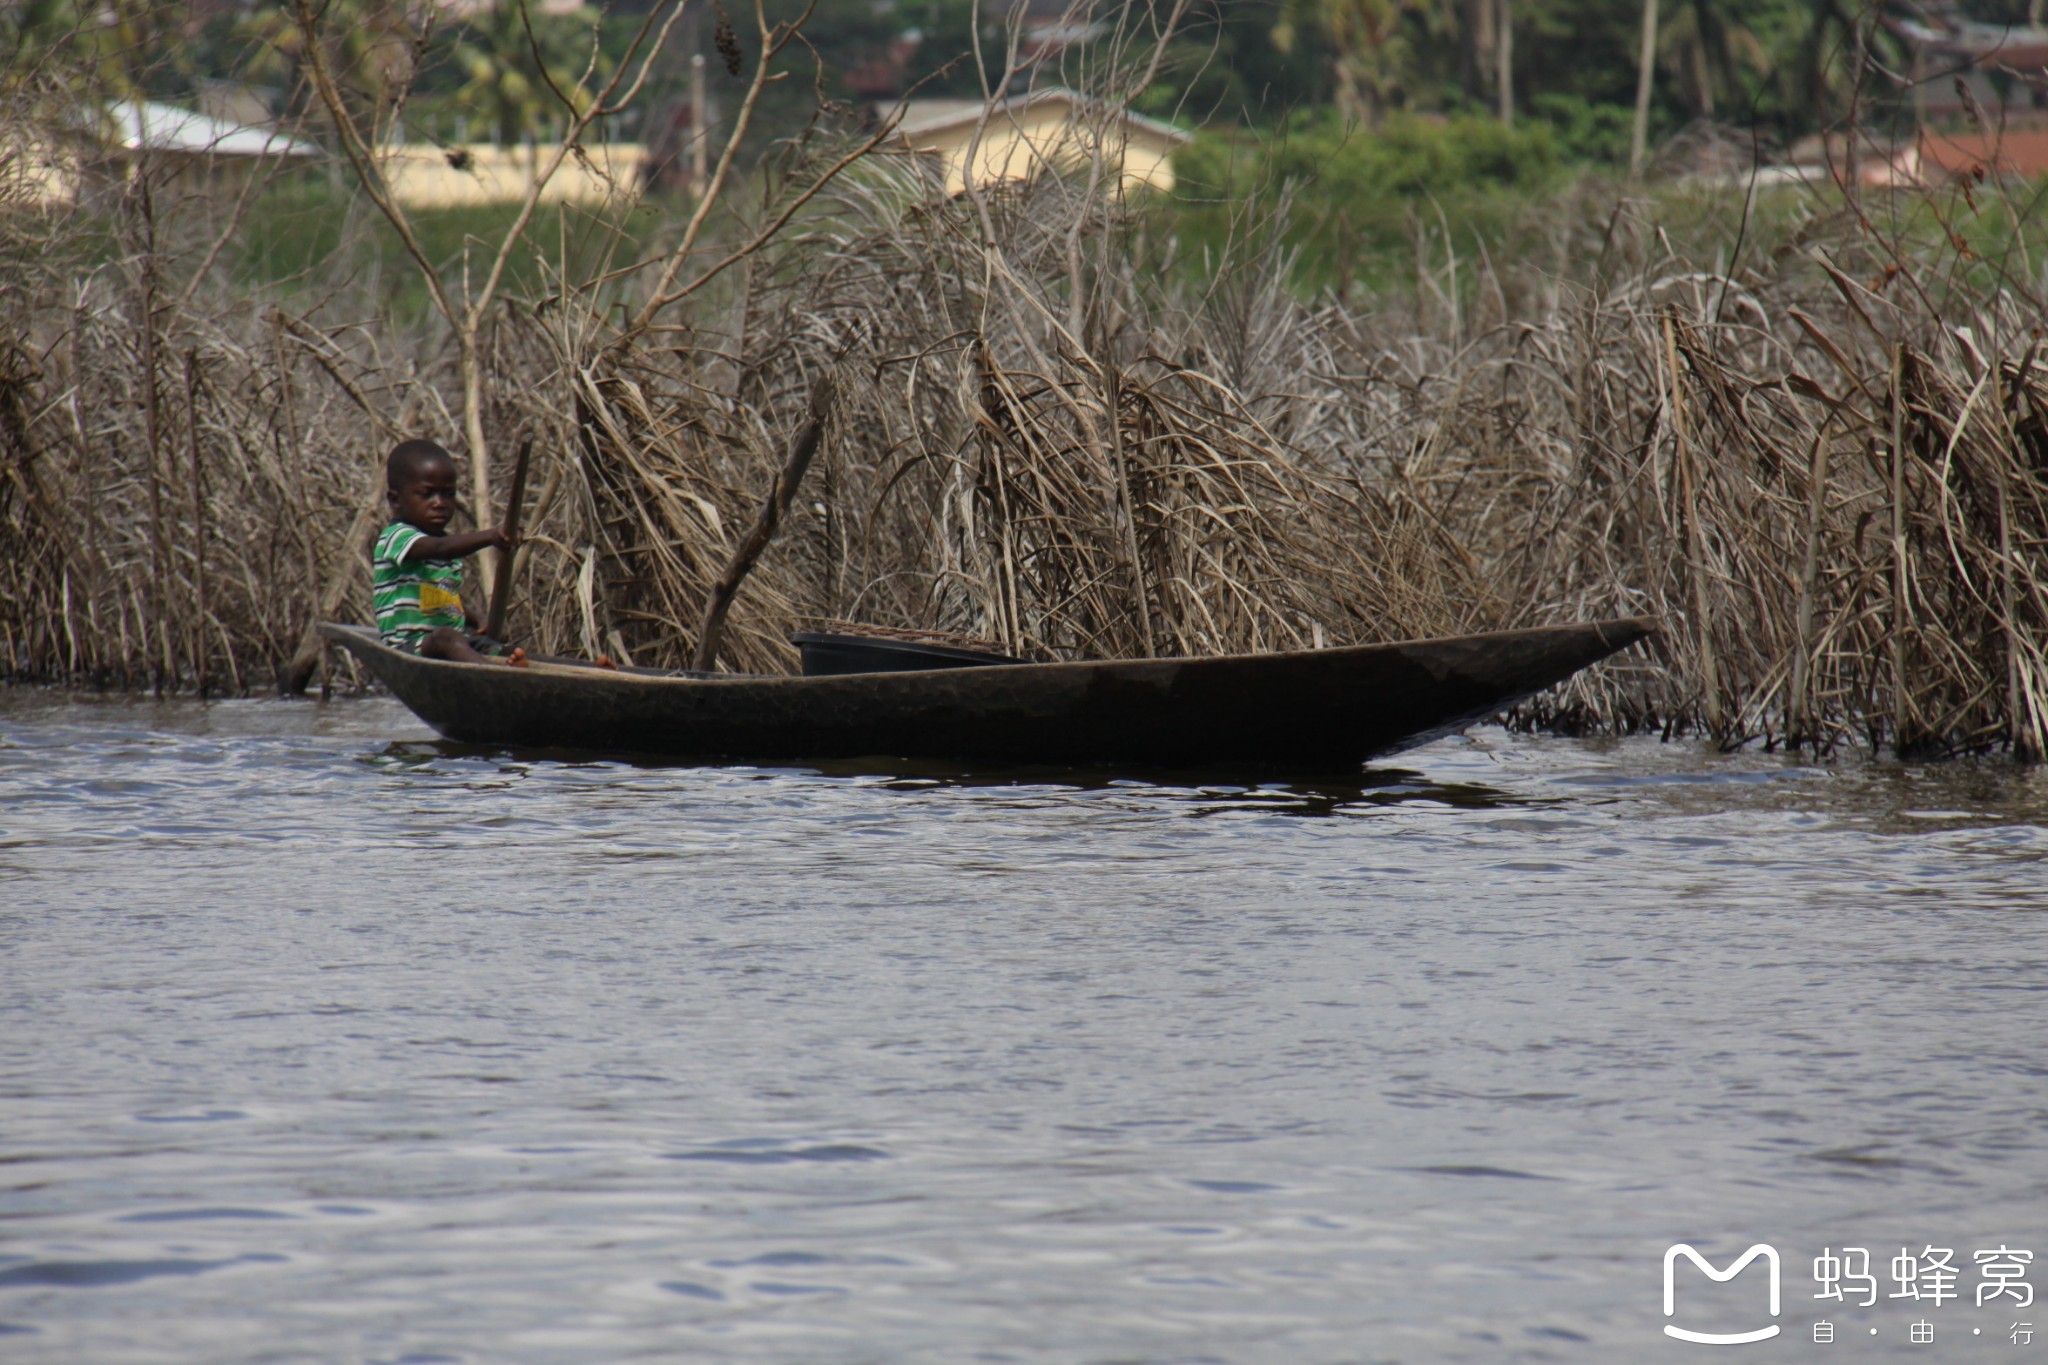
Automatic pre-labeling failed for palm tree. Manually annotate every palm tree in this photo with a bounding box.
[452,1,604,150]
[5,0,153,101]
[1786,0,1878,130]
[1271,0,1423,123]
[242,0,421,131]
[1660,0,1770,121]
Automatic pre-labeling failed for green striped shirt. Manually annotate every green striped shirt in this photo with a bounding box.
[372,521,465,648]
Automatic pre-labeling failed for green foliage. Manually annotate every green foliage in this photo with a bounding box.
[4,0,100,79]
[893,0,1003,98]
[223,168,664,323]
[1165,111,1567,293]
[1517,0,1647,110]
[450,2,607,147]
[18,1,1929,172]
[1957,0,2040,20]
[1140,0,1911,144]
[1178,108,1562,203]
[3,0,172,100]
[237,0,427,121]
[1138,1,1328,124]
[1527,93,1636,164]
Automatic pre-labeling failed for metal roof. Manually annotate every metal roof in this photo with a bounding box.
[100,101,319,159]
[888,89,1191,147]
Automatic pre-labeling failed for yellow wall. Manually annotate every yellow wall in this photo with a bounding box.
[379,142,646,209]
[0,130,81,212]
[905,107,1181,196]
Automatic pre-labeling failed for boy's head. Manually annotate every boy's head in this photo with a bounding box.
[386,439,459,534]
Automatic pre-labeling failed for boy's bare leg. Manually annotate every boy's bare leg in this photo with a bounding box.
[421,627,500,665]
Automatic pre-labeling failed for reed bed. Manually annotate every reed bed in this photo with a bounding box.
[4,126,2046,757]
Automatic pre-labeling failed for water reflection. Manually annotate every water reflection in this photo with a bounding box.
[374,740,1543,818]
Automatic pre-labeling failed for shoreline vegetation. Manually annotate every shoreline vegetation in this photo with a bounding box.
[4,7,2047,759]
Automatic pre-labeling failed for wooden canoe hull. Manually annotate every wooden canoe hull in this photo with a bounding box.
[318,619,1654,769]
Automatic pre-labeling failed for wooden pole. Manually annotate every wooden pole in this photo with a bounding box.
[1788,420,1834,749]
[184,350,208,694]
[483,434,535,642]
[1888,343,1912,754]
[1106,359,1156,658]
[691,377,834,673]
[1664,312,1722,738]
[136,177,170,692]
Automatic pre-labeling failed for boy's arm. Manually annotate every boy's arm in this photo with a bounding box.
[401,527,514,561]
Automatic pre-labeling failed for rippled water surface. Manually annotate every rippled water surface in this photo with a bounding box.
[4,692,2048,1362]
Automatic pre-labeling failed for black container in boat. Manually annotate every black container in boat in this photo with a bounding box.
[791,631,1023,677]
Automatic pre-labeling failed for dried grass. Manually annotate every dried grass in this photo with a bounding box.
[5,111,2047,757]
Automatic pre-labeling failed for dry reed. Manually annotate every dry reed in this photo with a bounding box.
[5,102,2047,758]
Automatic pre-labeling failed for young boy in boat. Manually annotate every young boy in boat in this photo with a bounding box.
[373,439,526,666]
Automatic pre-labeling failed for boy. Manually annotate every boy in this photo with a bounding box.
[372,439,525,665]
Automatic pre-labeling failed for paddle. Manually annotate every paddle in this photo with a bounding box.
[482,434,534,643]
[691,376,834,672]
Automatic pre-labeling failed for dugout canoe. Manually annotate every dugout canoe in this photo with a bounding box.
[318,618,1654,769]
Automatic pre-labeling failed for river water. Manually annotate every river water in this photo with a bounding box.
[3,693,2046,1363]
